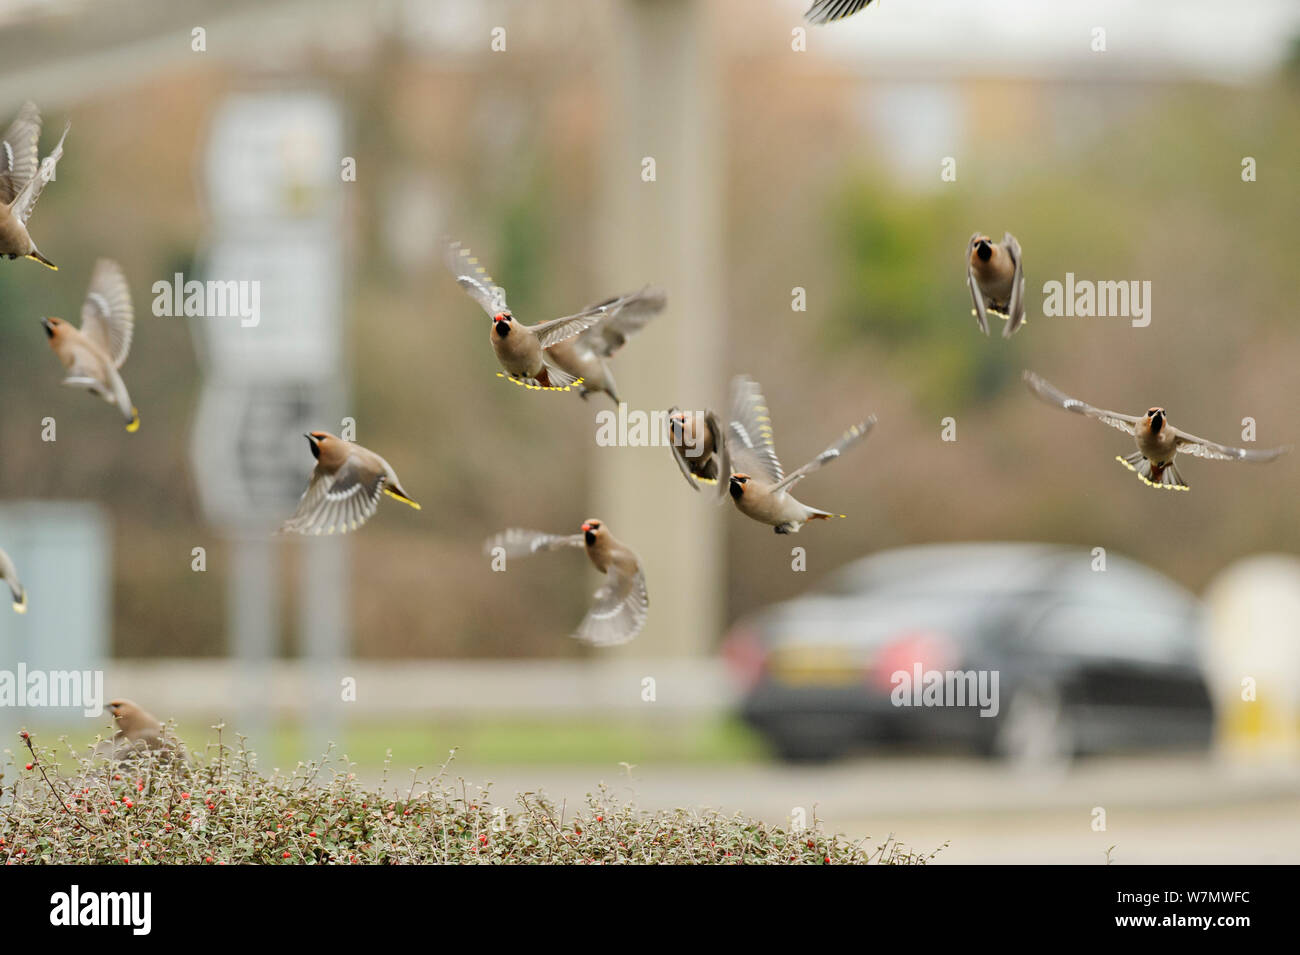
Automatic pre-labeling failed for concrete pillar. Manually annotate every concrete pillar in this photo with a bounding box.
[595,0,725,660]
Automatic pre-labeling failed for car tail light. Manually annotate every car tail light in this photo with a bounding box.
[870,630,958,692]
[721,623,767,690]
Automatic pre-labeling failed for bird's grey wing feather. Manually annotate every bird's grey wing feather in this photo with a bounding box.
[706,409,730,502]
[1173,429,1291,463]
[79,259,135,367]
[0,547,24,609]
[482,529,584,559]
[805,0,874,24]
[575,566,648,647]
[444,240,509,317]
[1003,232,1026,339]
[0,101,41,205]
[1023,371,1139,435]
[9,121,67,225]
[279,456,385,536]
[728,375,784,483]
[770,416,875,494]
[967,233,990,336]
[667,408,703,493]
[574,286,667,358]
[530,310,604,349]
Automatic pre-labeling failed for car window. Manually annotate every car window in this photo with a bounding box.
[1028,600,1198,663]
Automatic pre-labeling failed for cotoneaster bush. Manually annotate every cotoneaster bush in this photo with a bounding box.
[3,729,942,865]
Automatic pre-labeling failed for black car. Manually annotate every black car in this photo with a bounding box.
[723,543,1214,763]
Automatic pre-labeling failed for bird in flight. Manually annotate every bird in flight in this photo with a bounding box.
[445,240,626,392]
[484,519,648,646]
[279,432,420,535]
[42,259,140,432]
[725,375,875,533]
[0,101,69,270]
[967,232,1026,338]
[1023,371,1290,491]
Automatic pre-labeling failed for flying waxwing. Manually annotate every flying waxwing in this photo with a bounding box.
[1024,371,1291,491]
[484,519,648,646]
[726,375,875,533]
[967,232,1026,338]
[279,432,420,535]
[0,101,68,270]
[42,258,139,431]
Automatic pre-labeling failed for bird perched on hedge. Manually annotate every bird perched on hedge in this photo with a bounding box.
[0,546,26,613]
[444,240,608,391]
[484,519,647,646]
[967,232,1026,338]
[667,408,729,497]
[726,375,875,533]
[1023,371,1291,491]
[42,258,139,431]
[106,699,170,754]
[81,699,188,786]
[279,432,420,535]
[544,286,666,404]
[804,0,875,24]
[0,101,68,270]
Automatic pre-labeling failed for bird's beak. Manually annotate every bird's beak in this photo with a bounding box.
[40,317,53,338]
[581,523,592,532]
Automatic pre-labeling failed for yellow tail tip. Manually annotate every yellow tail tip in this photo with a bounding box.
[13,596,27,614]
[383,487,421,510]
[125,409,140,433]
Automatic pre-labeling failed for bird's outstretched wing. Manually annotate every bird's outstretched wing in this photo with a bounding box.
[0,101,41,205]
[728,375,784,483]
[80,259,134,367]
[1023,371,1141,436]
[966,233,990,336]
[279,456,387,536]
[805,0,875,25]
[444,240,509,317]
[1173,429,1290,463]
[530,310,604,349]
[575,566,648,647]
[771,416,875,494]
[1002,232,1027,339]
[0,547,25,613]
[482,528,584,559]
[572,286,667,358]
[9,121,67,225]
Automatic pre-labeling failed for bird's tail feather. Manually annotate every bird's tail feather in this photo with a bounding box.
[383,487,422,510]
[25,250,57,270]
[1116,452,1189,491]
[495,371,582,393]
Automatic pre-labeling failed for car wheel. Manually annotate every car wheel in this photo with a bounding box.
[992,681,1075,769]
[764,720,854,763]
